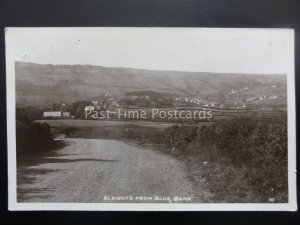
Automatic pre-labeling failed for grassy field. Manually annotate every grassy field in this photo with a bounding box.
[35,119,184,129]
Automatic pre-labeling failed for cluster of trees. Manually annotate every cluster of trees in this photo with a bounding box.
[16,94,115,120]
[16,107,44,121]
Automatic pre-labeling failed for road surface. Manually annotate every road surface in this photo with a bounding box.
[18,138,201,203]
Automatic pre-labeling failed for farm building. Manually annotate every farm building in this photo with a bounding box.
[43,111,62,118]
[43,111,71,119]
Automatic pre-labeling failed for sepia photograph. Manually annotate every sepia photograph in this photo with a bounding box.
[5,28,296,211]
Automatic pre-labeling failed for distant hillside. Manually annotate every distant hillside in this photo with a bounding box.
[15,62,286,108]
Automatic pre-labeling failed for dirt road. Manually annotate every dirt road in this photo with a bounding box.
[18,138,202,203]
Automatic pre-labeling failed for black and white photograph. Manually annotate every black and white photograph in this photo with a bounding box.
[5,28,296,211]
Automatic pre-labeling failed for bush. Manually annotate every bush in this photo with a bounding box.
[16,110,54,154]
[163,124,198,149]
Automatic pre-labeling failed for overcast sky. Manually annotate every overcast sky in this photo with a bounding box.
[8,28,293,74]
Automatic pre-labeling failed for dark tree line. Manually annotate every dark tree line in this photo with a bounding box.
[16,109,54,155]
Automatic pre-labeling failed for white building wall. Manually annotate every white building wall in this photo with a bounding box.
[43,111,62,117]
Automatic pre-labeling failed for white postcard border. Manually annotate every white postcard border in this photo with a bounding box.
[5,27,297,211]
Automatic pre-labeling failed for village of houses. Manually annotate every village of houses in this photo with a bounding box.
[42,84,284,120]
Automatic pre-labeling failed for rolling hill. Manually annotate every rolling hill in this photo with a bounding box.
[15,62,287,108]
